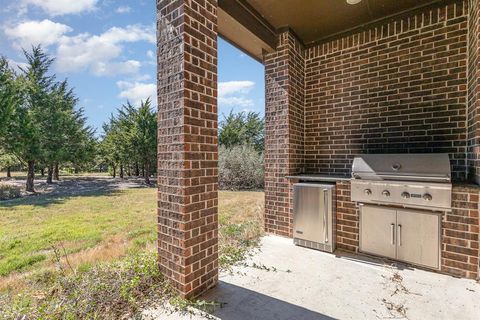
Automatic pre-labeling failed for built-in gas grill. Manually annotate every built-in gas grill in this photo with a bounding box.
[351,153,452,211]
[350,154,452,270]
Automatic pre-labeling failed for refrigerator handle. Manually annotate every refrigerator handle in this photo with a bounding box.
[323,189,328,243]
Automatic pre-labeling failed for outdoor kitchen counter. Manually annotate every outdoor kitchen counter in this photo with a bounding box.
[286,174,351,182]
[452,182,480,189]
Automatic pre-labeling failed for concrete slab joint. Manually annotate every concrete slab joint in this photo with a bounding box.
[157,0,219,299]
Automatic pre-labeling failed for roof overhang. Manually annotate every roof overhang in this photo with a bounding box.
[218,0,276,63]
[218,0,460,62]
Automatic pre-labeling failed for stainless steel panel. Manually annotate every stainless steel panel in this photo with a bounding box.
[396,208,440,269]
[293,183,335,252]
[351,179,452,211]
[360,205,397,259]
[352,153,451,182]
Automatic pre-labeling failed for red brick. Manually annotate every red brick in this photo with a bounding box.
[157,0,218,299]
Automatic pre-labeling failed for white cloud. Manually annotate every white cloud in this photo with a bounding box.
[116,6,131,14]
[218,81,254,97]
[4,19,72,49]
[6,59,28,73]
[21,0,98,16]
[146,50,156,65]
[135,74,152,81]
[91,60,141,76]
[5,19,155,77]
[99,25,155,44]
[117,81,156,105]
[55,24,155,75]
[219,96,254,108]
[218,81,255,108]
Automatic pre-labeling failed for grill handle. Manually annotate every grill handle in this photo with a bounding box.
[398,224,402,246]
[390,223,395,245]
[352,173,450,183]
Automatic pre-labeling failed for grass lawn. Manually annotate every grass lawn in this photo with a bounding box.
[0,187,264,288]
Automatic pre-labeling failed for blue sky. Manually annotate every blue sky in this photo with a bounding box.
[0,0,265,134]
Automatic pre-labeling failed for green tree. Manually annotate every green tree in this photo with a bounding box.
[100,115,122,178]
[1,46,94,191]
[0,57,19,138]
[130,99,157,184]
[0,149,19,178]
[41,80,95,182]
[219,111,264,151]
[100,99,157,184]
[0,46,53,192]
[63,108,96,174]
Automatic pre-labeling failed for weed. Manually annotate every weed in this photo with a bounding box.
[0,189,265,319]
[169,297,226,319]
[0,251,171,319]
[0,184,21,201]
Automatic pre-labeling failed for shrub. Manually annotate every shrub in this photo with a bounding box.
[219,144,264,190]
[0,251,171,320]
[0,183,21,200]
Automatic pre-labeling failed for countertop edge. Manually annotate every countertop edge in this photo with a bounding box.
[285,175,351,182]
[285,175,480,189]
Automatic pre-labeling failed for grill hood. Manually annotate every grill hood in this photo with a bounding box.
[352,153,451,182]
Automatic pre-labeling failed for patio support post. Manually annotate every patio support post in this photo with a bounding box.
[263,29,305,237]
[468,0,480,184]
[156,0,219,298]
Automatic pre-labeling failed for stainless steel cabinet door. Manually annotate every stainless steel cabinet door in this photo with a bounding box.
[293,184,326,244]
[360,205,396,259]
[396,209,440,269]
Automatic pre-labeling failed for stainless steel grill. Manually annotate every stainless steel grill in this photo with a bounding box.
[351,153,452,270]
[351,153,452,211]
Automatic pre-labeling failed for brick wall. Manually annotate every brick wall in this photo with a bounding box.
[157,0,218,298]
[304,1,468,181]
[335,181,359,252]
[264,30,305,237]
[443,185,480,279]
[468,0,480,183]
[264,1,480,280]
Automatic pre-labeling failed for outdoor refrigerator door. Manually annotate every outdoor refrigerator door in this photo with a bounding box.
[293,184,326,244]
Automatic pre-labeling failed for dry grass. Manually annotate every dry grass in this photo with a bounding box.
[218,191,264,269]
[218,191,264,224]
[0,188,265,319]
[0,188,157,278]
[0,188,264,290]
[0,235,155,293]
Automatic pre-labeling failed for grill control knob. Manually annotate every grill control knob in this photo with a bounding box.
[364,189,372,196]
[401,192,410,199]
[382,190,390,197]
[423,193,432,201]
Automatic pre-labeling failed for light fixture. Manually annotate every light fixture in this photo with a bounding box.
[346,0,362,4]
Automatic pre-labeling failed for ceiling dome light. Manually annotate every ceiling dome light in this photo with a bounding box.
[347,0,362,4]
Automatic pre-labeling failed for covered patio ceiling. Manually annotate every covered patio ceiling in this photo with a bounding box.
[218,0,456,61]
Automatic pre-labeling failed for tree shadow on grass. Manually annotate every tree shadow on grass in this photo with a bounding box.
[0,177,156,208]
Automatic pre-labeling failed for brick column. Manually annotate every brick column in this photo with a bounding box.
[264,29,305,237]
[157,0,218,298]
[468,0,480,184]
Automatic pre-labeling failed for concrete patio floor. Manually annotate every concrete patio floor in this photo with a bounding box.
[146,235,480,320]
